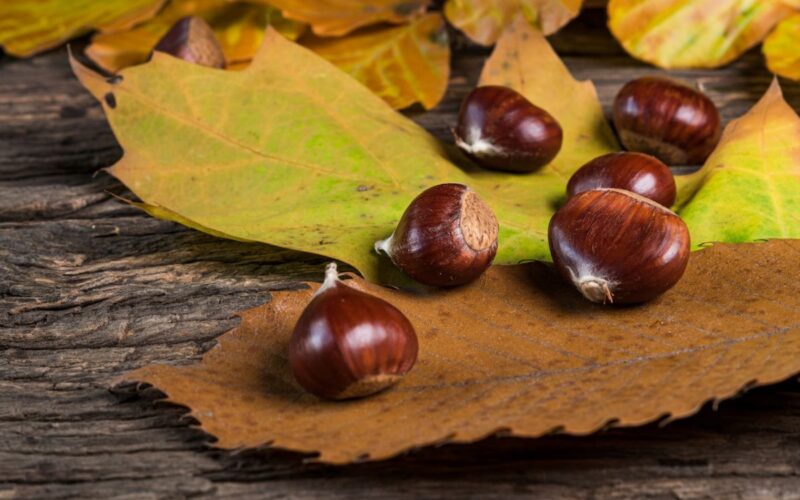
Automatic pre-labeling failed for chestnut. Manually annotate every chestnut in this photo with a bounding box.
[548,188,690,304]
[375,183,498,287]
[154,16,225,69]
[567,152,676,207]
[454,85,563,173]
[613,76,721,165]
[289,263,418,400]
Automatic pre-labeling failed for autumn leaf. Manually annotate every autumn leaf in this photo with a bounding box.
[444,0,582,45]
[86,0,306,73]
[252,0,430,37]
[0,0,166,57]
[301,13,450,110]
[70,22,616,284]
[119,240,800,463]
[676,80,800,245]
[763,13,800,81]
[607,0,794,68]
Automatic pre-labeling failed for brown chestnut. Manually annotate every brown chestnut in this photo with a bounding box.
[567,152,676,207]
[454,85,563,173]
[548,188,690,304]
[289,263,418,400]
[375,183,498,287]
[154,16,225,69]
[613,76,721,165]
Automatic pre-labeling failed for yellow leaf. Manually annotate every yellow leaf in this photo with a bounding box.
[445,0,582,45]
[676,80,800,245]
[763,13,800,80]
[0,0,166,57]
[302,13,450,110]
[86,0,306,73]
[254,0,430,37]
[608,0,793,68]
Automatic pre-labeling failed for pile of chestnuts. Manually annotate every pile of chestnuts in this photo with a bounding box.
[290,76,720,400]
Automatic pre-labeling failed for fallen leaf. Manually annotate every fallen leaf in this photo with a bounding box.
[676,80,800,245]
[120,240,800,463]
[86,0,306,73]
[70,22,616,283]
[444,0,582,45]
[0,0,166,58]
[763,13,800,81]
[301,13,449,110]
[254,0,430,37]
[608,0,793,68]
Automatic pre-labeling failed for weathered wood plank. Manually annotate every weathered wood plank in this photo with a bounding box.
[2,8,800,498]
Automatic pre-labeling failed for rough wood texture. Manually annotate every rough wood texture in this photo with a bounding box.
[2,9,800,498]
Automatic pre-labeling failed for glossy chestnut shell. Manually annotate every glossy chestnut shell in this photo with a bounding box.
[289,263,418,400]
[548,188,690,304]
[567,152,677,207]
[154,16,225,69]
[613,76,721,165]
[454,85,563,173]
[375,183,498,287]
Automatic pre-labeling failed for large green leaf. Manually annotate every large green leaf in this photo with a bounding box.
[70,21,617,283]
[677,80,800,245]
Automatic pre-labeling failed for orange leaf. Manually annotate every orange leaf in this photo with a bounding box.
[763,13,800,81]
[444,0,582,46]
[0,0,166,57]
[255,0,430,37]
[302,13,450,110]
[86,0,306,73]
[121,240,800,463]
[608,0,793,68]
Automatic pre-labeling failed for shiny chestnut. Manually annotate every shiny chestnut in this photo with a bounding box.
[289,263,418,400]
[613,76,721,165]
[154,16,225,69]
[375,183,498,287]
[567,152,676,207]
[454,85,563,173]
[548,188,690,304]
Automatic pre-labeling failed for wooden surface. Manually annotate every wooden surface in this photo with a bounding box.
[2,10,800,499]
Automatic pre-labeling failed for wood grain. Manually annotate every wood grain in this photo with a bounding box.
[2,9,800,497]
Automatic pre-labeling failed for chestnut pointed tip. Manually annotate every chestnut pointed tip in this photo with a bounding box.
[578,278,614,304]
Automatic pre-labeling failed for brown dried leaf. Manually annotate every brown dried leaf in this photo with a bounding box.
[121,240,800,463]
[302,13,450,110]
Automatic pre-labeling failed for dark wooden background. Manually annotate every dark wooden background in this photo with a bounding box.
[3,8,800,499]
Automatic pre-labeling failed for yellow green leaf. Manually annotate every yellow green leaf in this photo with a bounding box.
[676,80,800,245]
[301,13,450,110]
[0,0,166,58]
[763,13,800,81]
[86,0,306,73]
[69,20,616,283]
[252,0,430,37]
[444,0,582,45]
[608,0,793,68]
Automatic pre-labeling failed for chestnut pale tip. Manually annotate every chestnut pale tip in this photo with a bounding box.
[453,125,505,158]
